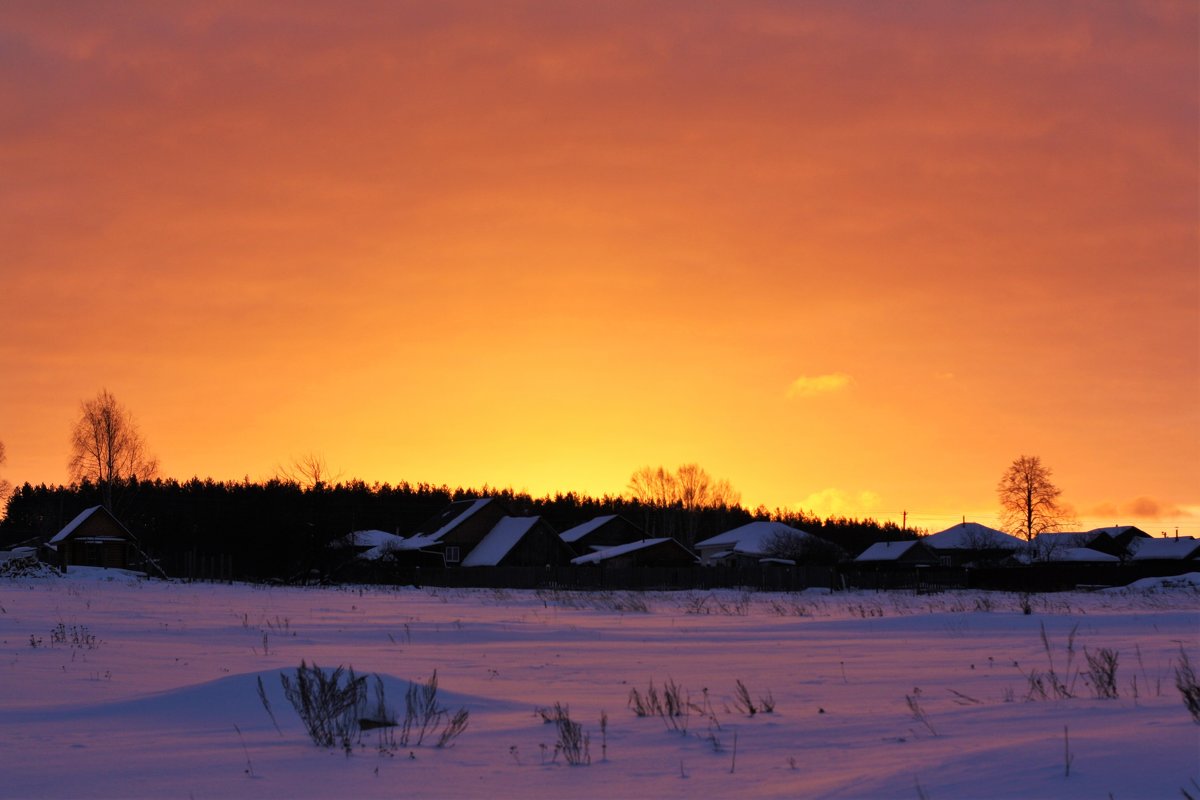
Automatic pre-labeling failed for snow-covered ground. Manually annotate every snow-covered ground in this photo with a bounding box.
[1,569,1197,799]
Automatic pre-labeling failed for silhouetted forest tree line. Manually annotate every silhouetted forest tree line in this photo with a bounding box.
[0,477,912,581]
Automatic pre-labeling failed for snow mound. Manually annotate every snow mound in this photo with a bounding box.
[11,668,522,731]
[1101,572,1200,593]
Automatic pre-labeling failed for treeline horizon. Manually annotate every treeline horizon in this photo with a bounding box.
[0,475,913,581]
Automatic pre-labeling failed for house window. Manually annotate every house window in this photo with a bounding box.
[444,546,461,564]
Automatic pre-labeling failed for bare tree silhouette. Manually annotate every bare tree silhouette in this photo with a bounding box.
[68,389,159,510]
[997,455,1071,541]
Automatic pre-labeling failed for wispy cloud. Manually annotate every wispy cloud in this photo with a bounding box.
[794,488,881,518]
[786,373,853,399]
[1090,497,1195,521]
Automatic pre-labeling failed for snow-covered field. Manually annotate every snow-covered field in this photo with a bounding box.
[1,570,1198,799]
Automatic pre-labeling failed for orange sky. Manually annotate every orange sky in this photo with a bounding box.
[1,1,1197,534]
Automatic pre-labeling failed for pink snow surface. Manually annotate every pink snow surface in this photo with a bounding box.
[1,569,1197,799]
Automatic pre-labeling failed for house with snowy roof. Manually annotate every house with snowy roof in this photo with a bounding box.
[391,497,509,566]
[1127,536,1200,563]
[559,515,648,557]
[570,537,697,568]
[461,516,575,568]
[855,539,939,566]
[1085,526,1151,557]
[694,521,821,566]
[46,506,138,570]
[1029,532,1105,562]
[922,522,1024,566]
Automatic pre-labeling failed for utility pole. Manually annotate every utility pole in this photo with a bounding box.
[902,510,907,531]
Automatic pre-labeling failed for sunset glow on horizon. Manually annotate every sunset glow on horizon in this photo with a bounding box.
[1,2,1197,534]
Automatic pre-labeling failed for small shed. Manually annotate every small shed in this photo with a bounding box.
[47,506,138,570]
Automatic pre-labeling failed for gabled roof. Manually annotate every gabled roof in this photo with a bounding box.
[560,515,618,544]
[1031,532,1098,553]
[856,540,929,562]
[695,521,813,556]
[49,506,134,544]
[1032,547,1120,563]
[1087,525,1151,538]
[406,498,493,545]
[461,516,540,567]
[1129,537,1200,561]
[570,538,680,565]
[923,522,1024,551]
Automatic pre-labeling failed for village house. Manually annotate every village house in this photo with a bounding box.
[391,497,509,566]
[854,539,940,566]
[45,506,139,571]
[694,520,820,566]
[460,516,575,568]
[922,522,1025,566]
[570,537,697,569]
[558,515,648,557]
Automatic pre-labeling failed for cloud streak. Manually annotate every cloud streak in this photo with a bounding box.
[787,373,854,399]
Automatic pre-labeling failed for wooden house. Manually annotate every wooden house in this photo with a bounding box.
[571,538,697,568]
[392,498,509,566]
[922,522,1025,566]
[46,506,138,570]
[855,539,939,566]
[559,515,648,557]
[461,516,575,568]
[694,521,820,567]
[1128,536,1200,563]
[1086,526,1152,557]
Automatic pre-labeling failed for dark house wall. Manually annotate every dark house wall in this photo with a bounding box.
[497,520,576,567]
[58,510,135,569]
[428,501,509,550]
[568,517,648,556]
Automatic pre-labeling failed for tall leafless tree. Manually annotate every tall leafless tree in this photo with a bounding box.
[627,463,741,545]
[997,455,1070,541]
[277,452,341,489]
[68,389,159,509]
[0,439,12,511]
[628,463,741,511]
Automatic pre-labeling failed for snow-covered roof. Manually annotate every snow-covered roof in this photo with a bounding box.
[1129,537,1200,561]
[571,538,677,565]
[1032,532,1094,547]
[338,530,404,549]
[923,523,1024,551]
[695,521,813,556]
[1087,526,1149,538]
[559,515,617,544]
[411,498,493,544]
[49,507,104,544]
[461,517,540,567]
[1039,547,1120,563]
[856,540,928,562]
